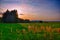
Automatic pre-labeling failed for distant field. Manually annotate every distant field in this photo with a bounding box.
[0,23,60,40]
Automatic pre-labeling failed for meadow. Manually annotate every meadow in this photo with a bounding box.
[0,22,60,40]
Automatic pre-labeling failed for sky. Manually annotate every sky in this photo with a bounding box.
[0,0,60,21]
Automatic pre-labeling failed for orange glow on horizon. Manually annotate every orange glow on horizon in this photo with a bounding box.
[18,13,45,20]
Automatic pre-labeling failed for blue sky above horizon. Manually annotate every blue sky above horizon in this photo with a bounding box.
[0,0,60,21]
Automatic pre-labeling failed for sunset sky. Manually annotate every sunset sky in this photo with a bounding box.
[0,0,60,21]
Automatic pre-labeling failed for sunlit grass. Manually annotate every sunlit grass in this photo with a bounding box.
[0,23,60,40]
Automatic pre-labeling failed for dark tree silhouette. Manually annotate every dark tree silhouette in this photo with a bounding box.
[24,19,30,23]
[2,9,18,23]
[2,9,30,23]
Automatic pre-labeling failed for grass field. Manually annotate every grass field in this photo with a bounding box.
[0,23,60,40]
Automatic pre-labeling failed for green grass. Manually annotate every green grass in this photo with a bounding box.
[0,23,60,40]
